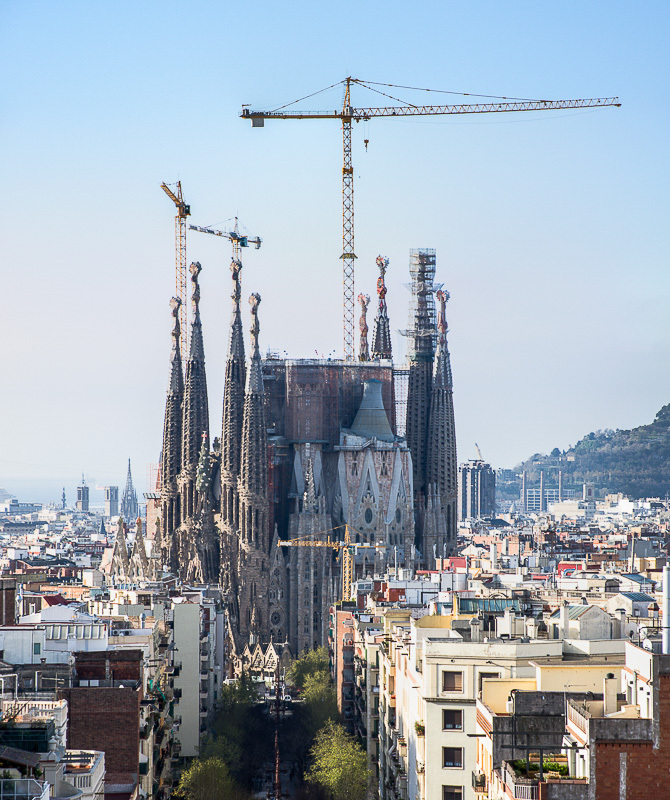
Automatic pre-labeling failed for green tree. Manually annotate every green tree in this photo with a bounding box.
[177,757,249,800]
[306,721,369,800]
[303,671,339,733]
[288,647,330,690]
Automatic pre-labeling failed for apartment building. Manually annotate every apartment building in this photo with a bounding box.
[170,593,219,758]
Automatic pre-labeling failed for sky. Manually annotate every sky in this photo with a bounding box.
[1,1,668,504]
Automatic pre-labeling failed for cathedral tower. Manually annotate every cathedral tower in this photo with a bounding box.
[220,258,246,591]
[235,293,271,644]
[180,262,210,518]
[175,261,218,582]
[424,289,458,564]
[404,249,439,556]
[159,297,184,571]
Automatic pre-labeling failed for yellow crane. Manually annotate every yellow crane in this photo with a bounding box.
[241,78,620,361]
[278,523,384,602]
[161,181,191,358]
[189,217,262,262]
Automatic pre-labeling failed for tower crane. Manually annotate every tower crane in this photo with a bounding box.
[278,523,384,602]
[161,181,191,358]
[241,78,620,361]
[475,443,484,461]
[189,217,262,263]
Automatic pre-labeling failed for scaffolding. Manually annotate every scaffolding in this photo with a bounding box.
[401,249,441,359]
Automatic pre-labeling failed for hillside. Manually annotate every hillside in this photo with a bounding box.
[515,404,670,499]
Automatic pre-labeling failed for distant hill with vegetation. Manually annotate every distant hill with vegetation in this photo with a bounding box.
[514,404,670,500]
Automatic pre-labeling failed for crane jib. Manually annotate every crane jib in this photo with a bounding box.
[240,97,620,121]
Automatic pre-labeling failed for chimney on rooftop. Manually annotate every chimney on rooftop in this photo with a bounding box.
[560,600,570,636]
[603,672,617,716]
[470,616,481,643]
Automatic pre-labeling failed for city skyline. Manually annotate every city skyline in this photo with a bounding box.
[2,1,668,499]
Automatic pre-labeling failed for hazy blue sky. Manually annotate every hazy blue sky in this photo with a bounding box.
[1,1,668,504]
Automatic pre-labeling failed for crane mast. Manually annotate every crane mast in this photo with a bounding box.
[241,79,620,361]
[161,181,191,358]
[277,523,383,602]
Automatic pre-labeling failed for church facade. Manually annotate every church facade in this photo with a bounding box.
[153,248,457,658]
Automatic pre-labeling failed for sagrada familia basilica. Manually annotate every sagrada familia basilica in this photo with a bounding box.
[147,248,457,658]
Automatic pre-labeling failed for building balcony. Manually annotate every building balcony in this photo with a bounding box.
[62,750,105,799]
[472,771,487,794]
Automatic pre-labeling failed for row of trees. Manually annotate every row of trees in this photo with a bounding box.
[176,648,369,800]
[288,647,369,800]
[176,673,263,800]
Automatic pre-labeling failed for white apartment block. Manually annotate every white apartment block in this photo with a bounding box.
[379,614,564,800]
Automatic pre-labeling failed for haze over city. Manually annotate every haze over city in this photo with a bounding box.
[2,1,668,503]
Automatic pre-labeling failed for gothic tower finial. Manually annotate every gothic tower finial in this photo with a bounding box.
[358,293,370,362]
[371,255,392,360]
[249,292,261,358]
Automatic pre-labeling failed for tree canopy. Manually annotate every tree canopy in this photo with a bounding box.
[288,646,330,690]
[177,757,249,800]
[305,720,369,800]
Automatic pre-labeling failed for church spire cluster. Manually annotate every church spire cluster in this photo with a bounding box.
[158,265,217,582]
[152,235,458,652]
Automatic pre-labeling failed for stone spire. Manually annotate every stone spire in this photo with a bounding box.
[129,516,151,582]
[358,293,370,362]
[220,259,247,594]
[182,262,209,472]
[404,249,438,500]
[425,288,458,562]
[221,259,246,521]
[111,518,130,583]
[161,298,184,491]
[371,255,392,360]
[240,293,267,495]
[159,297,184,570]
[120,459,138,522]
[236,293,270,644]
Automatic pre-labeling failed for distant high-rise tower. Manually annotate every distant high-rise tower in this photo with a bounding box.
[104,486,119,517]
[459,459,496,519]
[76,475,89,512]
[61,488,66,510]
[120,460,138,521]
